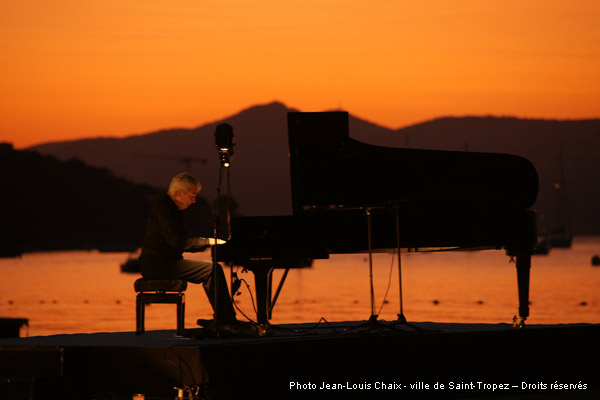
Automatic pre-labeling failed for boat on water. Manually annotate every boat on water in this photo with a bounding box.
[547,149,573,249]
[535,227,573,255]
[0,317,28,338]
[0,245,23,258]
[533,239,550,255]
[546,226,573,248]
[120,250,141,273]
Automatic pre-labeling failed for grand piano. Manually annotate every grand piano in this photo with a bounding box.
[215,111,538,328]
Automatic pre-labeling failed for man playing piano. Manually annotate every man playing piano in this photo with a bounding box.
[139,172,238,330]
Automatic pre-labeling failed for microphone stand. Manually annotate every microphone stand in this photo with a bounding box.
[348,205,422,333]
[350,207,398,332]
[212,163,224,330]
[391,203,423,331]
[212,159,233,332]
[395,205,406,324]
[366,207,377,321]
[212,124,234,333]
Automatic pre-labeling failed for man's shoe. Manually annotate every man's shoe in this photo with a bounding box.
[196,319,214,329]
[197,318,253,336]
[217,323,241,334]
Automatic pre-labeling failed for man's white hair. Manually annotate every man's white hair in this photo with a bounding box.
[167,172,201,196]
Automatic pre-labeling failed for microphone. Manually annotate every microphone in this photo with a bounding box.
[214,123,234,167]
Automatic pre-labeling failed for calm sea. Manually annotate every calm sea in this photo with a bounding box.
[1,237,599,337]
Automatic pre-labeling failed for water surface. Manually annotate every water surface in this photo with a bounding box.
[1,237,599,336]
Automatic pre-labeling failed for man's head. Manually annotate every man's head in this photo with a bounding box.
[168,172,202,210]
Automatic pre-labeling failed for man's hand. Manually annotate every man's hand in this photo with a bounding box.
[185,237,226,252]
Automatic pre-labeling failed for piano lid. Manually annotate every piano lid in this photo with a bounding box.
[288,111,538,214]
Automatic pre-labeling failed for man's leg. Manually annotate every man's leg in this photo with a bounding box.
[201,262,237,325]
[167,259,237,325]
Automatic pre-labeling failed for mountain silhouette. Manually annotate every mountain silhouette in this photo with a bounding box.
[28,101,600,236]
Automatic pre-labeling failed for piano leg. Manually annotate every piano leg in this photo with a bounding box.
[514,254,531,328]
[253,266,272,326]
[251,266,291,335]
[268,268,290,320]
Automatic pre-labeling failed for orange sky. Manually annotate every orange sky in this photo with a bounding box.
[2,0,599,149]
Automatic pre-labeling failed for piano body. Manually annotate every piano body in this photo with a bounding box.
[215,111,538,328]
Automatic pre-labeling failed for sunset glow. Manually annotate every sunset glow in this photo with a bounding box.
[2,0,599,148]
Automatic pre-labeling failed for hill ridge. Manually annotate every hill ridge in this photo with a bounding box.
[26,102,600,235]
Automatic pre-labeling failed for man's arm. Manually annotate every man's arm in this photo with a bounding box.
[155,201,190,251]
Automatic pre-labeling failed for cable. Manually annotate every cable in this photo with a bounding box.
[376,249,396,316]
[164,346,207,399]
[232,294,256,324]
[226,158,232,240]
[296,317,342,335]
[238,278,257,314]
[230,272,257,324]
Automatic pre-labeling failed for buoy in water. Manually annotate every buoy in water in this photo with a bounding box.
[592,255,600,266]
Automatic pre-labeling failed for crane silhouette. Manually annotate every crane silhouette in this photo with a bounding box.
[136,154,208,173]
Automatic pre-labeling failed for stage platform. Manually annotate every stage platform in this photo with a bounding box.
[1,321,599,399]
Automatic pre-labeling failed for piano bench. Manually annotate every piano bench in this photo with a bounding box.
[134,278,187,336]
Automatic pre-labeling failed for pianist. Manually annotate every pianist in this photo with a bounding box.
[139,172,238,330]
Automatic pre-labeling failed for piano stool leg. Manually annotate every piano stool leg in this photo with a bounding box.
[176,293,185,336]
[514,254,531,328]
[136,294,144,335]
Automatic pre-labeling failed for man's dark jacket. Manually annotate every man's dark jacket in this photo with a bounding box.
[139,194,207,273]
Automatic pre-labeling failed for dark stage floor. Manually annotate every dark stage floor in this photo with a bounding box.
[1,321,599,400]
